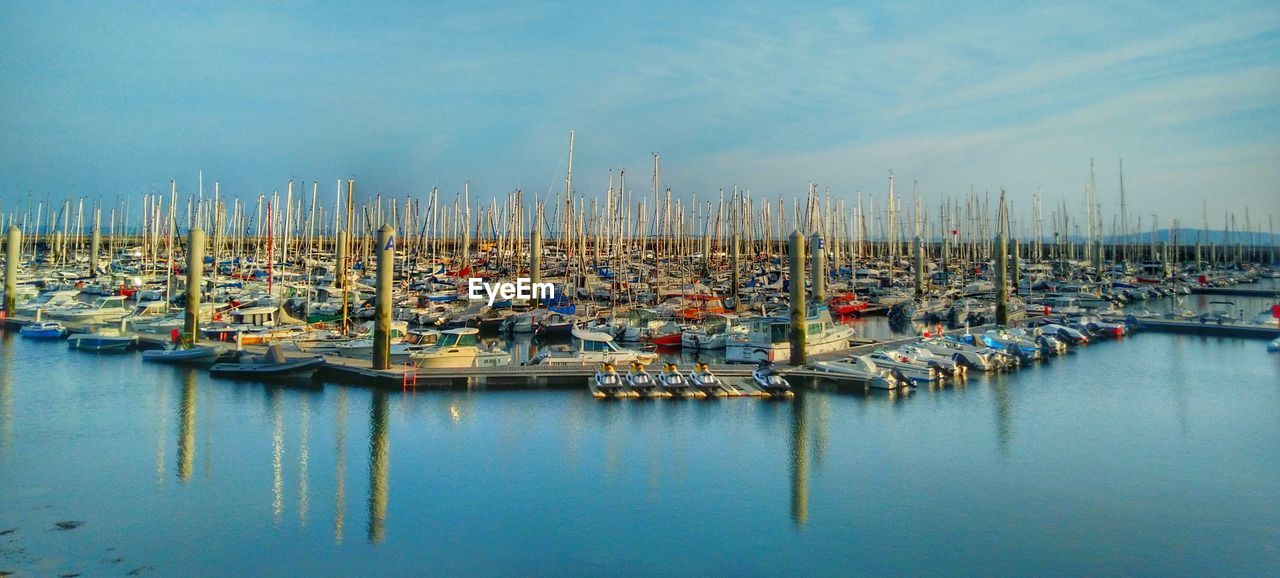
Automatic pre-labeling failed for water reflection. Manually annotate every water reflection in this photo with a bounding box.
[177,369,197,482]
[271,388,284,524]
[990,374,1014,457]
[790,393,809,526]
[334,388,348,544]
[299,395,311,526]
[0,331,12,456]
[368,390,389,544]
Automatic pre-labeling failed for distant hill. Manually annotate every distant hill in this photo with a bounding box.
[1102,228,1277,245]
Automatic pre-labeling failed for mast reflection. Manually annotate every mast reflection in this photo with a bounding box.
[299,395,311,526]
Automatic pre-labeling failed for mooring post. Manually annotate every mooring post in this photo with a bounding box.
[913,235,924,299]
[811,231,825,304]
[4,225,20,315]
[789,229,807,365]
[184,227,204,343]
[373,224,394,370]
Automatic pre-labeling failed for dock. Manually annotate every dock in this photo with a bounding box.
[1188,286,1280,298]
[1103,315,1280,339]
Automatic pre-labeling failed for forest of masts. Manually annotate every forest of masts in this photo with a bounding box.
[2,152,1276,277]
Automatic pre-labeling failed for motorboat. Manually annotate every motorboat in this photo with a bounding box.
[141,344,224,364]
[209,343,325,379]
[827,292,870,316]
[917,336,1004,372]
[48,295,131,324]
[898,343,968,379]
[411,327,512,369]
[656,362,690,395]
[526,327,658,366]
[751,361,791,395]
[594,362,625,396]
[14,289,80,316]
[67,326,137,353]
[1269,337,1279,353]
[646,320,684,347]
[681,314,743,350]
[687,362,722,395]
[1031,322,1089,346]
[812,356,905,390]
[624,361,656,396]
[979,328,1042,362]
[19,320,66,339]
[864,350,938,384]
[725,306,854,363]
[535,311,576,338]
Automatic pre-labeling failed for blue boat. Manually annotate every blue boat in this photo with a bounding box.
[19,321,66,339]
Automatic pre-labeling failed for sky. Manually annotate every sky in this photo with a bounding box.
[2,0,1278,231]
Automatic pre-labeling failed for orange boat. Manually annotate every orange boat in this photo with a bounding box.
[678,295,728,321]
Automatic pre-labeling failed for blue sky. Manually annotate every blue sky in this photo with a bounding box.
[2,0,1278,229]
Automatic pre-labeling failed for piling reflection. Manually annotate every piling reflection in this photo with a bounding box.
[991,375,1014,456]
[790,393,809,526]
[0,331,12,455]
[334,388,347,544]
[177,369,197,482]
[368,390,389,544]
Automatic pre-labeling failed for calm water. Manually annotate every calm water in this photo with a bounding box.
[1,291,1278,575]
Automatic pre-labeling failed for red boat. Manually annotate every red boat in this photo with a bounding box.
[827,293,869,316]
[648,321,684,347]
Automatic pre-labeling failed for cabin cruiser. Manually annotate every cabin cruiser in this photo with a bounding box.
[624,361,657,396]
[526,327,658,366]
[47,295,130,324]
[681,313,744,350]
[656,362,691,395]
[726,306,853,363]
[14,289,80,316]
[411,328,512,369]
[594,362,626,396]
[751,361,791,395]
[687,362,722,395]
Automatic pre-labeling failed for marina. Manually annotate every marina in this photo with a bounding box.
[3,2,1280,574]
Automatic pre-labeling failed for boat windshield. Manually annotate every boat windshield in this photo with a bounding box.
[769,322,789,344]
[583,339,611,352]
[436,333,478,348]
